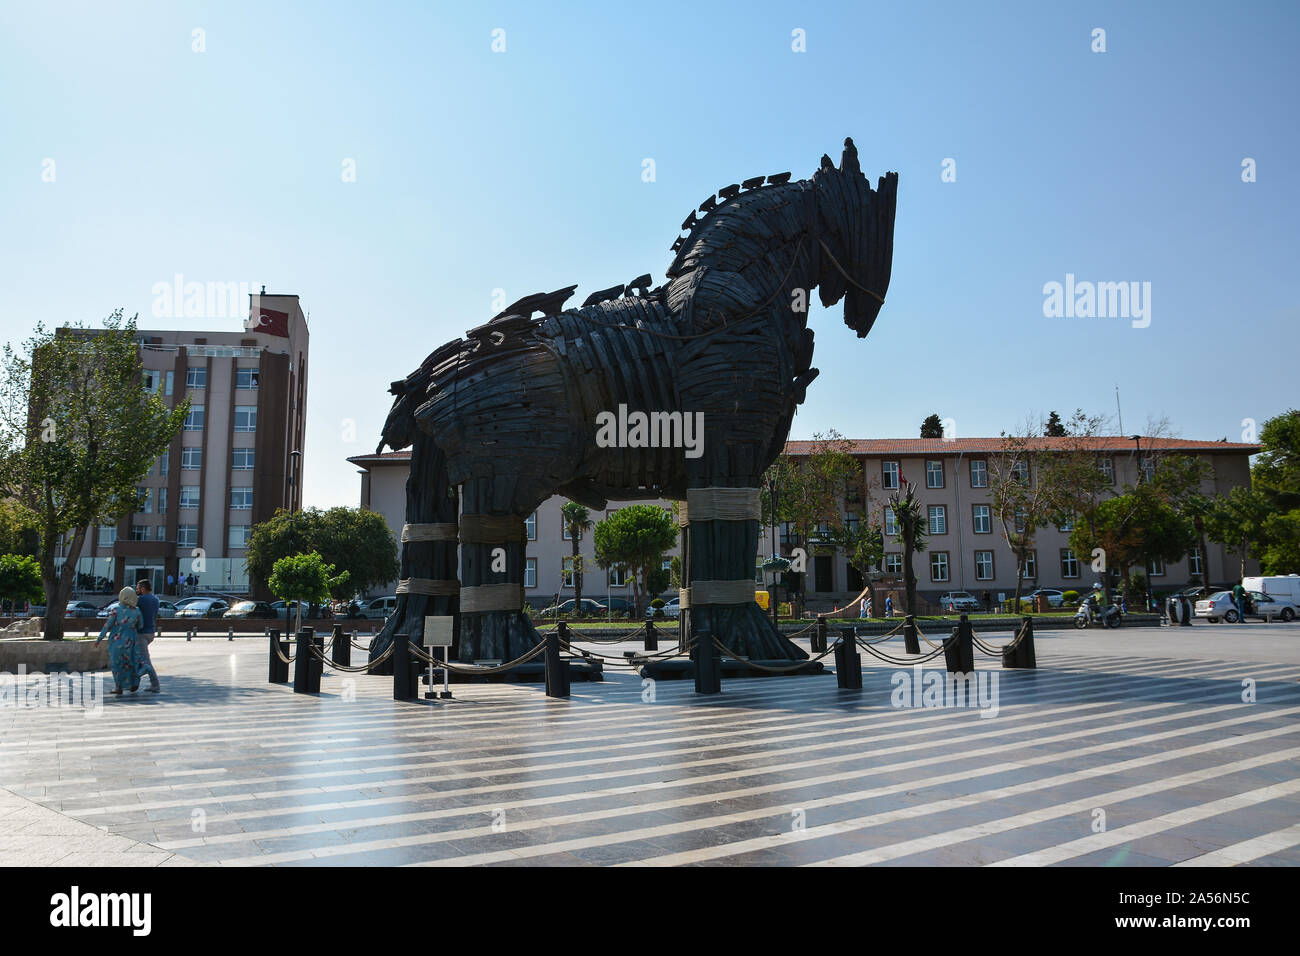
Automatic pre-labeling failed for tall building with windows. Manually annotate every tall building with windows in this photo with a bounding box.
[64,293,309,596]
[350,435,1258,610]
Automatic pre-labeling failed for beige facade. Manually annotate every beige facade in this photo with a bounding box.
[350,436,1259,610]
[64,293,309,597]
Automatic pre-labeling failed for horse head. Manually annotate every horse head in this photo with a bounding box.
[812,138,898,339]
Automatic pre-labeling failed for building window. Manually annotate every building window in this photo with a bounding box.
[177,525,197,548]
[1189,547,1203,577]
[882,460,899,490]
[1099,457,1114,484]
[136,487,152,514]
[1014,506,1027,534]
[928,505,946,535]
[524,558,537,588]
[98,525,117,547]
[233,406,257,432]
[973,504,991,534]
[561,556,576,588]
[236,368,259,389]
[1011,460,1030,485]
[525,512,537,541]
[130,524,151,542]
[157,488,167,515]
[969,459,988,488]
[186,366,206,389]
[183,406,205,431]
[142,369,161,394]
[179,486,200,509]
[1148,556,1165,577]
[930,552,950,583]
[975,551,994,581]
[925,460,944,489]
[181,447,202,470]
[228,525,251,549]
[164,370,174,396]
[230,487,254,510]
[1022,551,1037,580]
[883,553,903,575]
[1140,457,1155,483]
[232,448,255,470]
[1061,549,1080,578]
[1058,514,1075,532]
[608,566,628,587]
[157,450,169,477]
[562,521,581,541]
[884,507,898,537]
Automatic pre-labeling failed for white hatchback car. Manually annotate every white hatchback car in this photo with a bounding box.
[1195,590,1298,623]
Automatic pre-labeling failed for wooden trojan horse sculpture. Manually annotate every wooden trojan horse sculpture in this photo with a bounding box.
[371,138,897,670]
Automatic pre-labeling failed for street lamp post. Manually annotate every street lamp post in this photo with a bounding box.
[767,476,779,625]
[290,449,302,636]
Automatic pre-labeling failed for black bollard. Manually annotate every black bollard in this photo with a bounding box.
[812,617,828,653]
[694,629,721,695]
[268,628,289,684]
[943,614,975,674]
[903,614,920,655]
[331,624,350,667]
[644,620,657,652]
[834,629,862,689]
[1003,615,1037,669]
[545,626,569,699]
[293,626,317,694]
[393,629,416,701]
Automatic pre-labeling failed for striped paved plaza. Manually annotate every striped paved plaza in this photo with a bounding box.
[1,627,1298,866]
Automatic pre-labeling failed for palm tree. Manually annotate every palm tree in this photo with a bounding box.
[560,501,593,614]
[888,481,927,617]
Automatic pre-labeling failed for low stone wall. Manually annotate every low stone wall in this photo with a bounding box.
[0,637,109,674]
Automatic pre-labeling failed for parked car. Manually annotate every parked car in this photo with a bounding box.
[1023,588,1066,608]
[540,598,608,618]
[358,596,398,620]
[222,601,277,619]
[65,600,102,619]
[602,597,637,618]
[938,591,980,611]
[646,597,682,619]
[175,598,230,619]
[99,600,177,619]
[1194,590,1298,623]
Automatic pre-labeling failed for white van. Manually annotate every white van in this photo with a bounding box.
[1243,575,1300,605]
[361,595,398,620]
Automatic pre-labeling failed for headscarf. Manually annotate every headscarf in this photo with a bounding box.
[118,587,138,609]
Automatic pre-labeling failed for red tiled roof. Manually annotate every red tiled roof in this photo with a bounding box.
[782,437,1260,456]
[350,436,1257,467]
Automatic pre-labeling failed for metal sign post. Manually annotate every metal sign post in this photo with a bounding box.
[423,616,455,700]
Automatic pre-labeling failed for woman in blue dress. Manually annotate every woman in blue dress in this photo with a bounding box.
[96,587,143,695]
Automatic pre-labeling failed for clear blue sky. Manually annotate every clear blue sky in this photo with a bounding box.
[2,0,1296,509]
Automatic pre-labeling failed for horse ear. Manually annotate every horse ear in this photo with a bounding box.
[840,137,860,175]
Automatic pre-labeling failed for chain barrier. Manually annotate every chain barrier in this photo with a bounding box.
[560,639,689,663]
[302,638,395,672]
[971,621,1028,657]
[272,640,296,665]
[710,637,839,673]
[913,622,944,651]
[402,640,550,676]
[853,633,947,665]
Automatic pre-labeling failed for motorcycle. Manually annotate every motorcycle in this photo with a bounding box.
[1074,599,1123,629]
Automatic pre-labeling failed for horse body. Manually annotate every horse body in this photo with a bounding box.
[371,139,897,667]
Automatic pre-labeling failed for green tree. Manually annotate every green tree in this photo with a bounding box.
[0,499,38,558]
[267,551,349,607]
[988,429,1059,611]
[888,482,927,616]
[1204,485,1273,581]
[592,505,677,618]
[0,313,188,640]
[559,501,593,611]
[1043,411,1067,437]
[1252,409,1300,512]
[1260,510,1300,574]
[919,414,944,439]
[0,553,42,615]
[245,506,398,597]
[1074,488,1196,605]
[828,515,884,612]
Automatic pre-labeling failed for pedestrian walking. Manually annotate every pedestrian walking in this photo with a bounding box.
[1232,581,1247,623]
[134,578,162,694]
[885,594,894,618]
[96,587,142,695]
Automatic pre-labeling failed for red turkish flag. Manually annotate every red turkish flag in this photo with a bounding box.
[250,306,290,337]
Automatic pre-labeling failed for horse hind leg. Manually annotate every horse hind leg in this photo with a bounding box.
[456,476,542,664]
[370,432,460,670]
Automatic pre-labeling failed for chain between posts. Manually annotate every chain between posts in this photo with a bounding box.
[400,639,549,676]
[972,620,1029,657]
[303,638,394,672]
[710,637,838,673]
[853,632,948,665]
